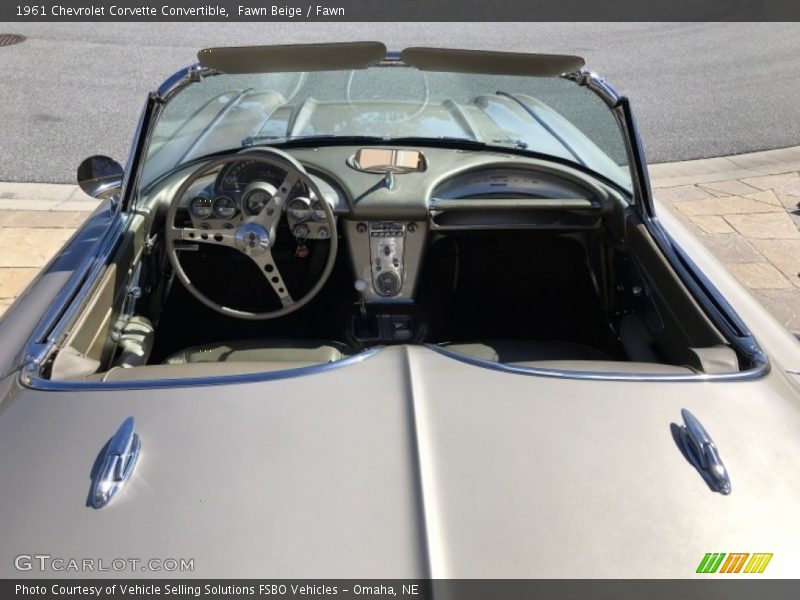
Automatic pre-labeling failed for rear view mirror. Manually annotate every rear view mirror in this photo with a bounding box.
[77,155,124,200]
[349,148,426,174]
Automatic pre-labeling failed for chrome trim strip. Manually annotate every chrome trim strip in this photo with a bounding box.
[156,64,216,104]
[425,344,768,382]
[644,217,769,369]
[20,212,129,382]
[22,348,382,391]
[562,69,621,107]
[563,68,769,374]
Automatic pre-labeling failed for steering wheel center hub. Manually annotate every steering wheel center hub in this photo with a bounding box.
[235,222,270,255]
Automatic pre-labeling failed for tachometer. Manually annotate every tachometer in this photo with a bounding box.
[190,197,213,220]
[213,196,237,219]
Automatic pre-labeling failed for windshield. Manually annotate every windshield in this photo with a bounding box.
[141,65,632,191]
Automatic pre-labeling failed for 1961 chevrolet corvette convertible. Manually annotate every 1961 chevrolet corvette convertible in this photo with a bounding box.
[1,42,800,579]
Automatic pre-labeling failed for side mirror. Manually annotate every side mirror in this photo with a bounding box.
[77,155,124,201]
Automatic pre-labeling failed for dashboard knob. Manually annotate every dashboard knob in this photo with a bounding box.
[356,222,368,233]
[375,271,401,296]
[354,279,368,292]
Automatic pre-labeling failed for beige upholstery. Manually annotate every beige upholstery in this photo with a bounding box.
[511,360,695,374]
[89,361,319,382]
[443,340,611,363]
[163,338,347,365]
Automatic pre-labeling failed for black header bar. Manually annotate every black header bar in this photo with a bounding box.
[5,580,800,600]
[2,0,800,22]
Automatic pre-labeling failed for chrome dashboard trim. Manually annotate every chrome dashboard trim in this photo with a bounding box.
[21,348,382,391]
[155,64,216,104]
[426,344,768,382]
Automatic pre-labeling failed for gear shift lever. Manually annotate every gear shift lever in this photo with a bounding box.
[354,278,368,322]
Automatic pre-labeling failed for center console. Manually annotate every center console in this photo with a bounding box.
[344,219,428,345]
[344,219,427,302]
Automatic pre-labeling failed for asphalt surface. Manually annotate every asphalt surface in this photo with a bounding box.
[1,22,799,183]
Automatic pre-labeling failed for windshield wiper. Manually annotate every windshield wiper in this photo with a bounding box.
[495,90,586,166]
[242,134,385,147]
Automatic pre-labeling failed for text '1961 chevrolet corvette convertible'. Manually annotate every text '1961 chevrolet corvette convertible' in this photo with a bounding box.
[1,42,799,579]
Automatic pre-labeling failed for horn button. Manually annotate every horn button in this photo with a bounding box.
[235,222,270,256]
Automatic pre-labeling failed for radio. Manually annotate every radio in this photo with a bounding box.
[369,222,406,296]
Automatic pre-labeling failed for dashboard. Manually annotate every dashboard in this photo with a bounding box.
[181,159,343,241]
[169,145,620,303]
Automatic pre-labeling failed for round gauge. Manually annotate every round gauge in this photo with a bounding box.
[375,271,401,296]
[311,199,328,221]
[213,196,237,219]
[288,197,311,221]
[243,189,272,216]
[189,197,213,220]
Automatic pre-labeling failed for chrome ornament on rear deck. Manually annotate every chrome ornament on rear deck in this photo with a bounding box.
[91,417,141,508]
[677,409,731,495]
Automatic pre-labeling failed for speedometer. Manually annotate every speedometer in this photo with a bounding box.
[218,160,280,192]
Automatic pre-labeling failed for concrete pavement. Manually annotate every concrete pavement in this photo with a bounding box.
[650,146,800,333]
[0,184,99,315]
[1,147,799,334]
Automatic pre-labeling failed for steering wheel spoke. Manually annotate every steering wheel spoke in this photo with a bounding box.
[248,251,295,307]
[249,172,299,235]
[165,150,337,320]
[169,226,237,248]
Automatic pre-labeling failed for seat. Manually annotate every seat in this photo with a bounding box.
[441,340,611,363]
[163,338,349,365]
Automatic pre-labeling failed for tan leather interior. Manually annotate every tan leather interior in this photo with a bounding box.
[85,361,320,382]
[619,215,741,373]
[443,340,611,363]
[50,215,147,380]
[511,360,695,374]
[163,338,348,365]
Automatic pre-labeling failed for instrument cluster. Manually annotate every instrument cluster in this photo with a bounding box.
[183,159,341,240]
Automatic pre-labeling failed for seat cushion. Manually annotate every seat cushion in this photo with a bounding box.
[511,360,695,374]
[86,361,320,382]
[442,340,611,363]
[164,339,347,365]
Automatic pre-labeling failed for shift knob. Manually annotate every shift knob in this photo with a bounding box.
[354,279,368,292]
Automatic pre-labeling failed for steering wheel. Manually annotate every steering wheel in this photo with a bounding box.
[165,149,338,320]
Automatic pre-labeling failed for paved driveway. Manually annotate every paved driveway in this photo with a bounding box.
[1,22,800,182]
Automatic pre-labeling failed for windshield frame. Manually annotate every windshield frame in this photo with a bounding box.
[123,51,646,214]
